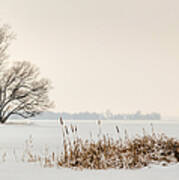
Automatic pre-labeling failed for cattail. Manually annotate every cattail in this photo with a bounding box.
[71,124,74,133]
[52,152,55,162]
[75,125,77,133]
[22,121,179,170]
[65,126,69,135]
[60,117,63,126]
[116,126,120,133]
[97,120,101,126]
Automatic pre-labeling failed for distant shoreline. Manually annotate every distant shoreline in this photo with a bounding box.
[10,111,161,120]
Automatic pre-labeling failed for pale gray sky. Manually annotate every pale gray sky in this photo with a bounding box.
[0,0,179,116]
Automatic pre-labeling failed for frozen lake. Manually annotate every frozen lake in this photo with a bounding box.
[0,119,179,151]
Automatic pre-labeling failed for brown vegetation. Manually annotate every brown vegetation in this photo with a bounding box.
[20,119,179,170]
[57,118,179,169]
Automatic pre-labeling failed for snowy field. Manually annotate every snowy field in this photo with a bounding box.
[0,119,179,180]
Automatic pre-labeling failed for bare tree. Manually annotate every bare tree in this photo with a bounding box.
[0,23,14,123]
[0,23,53,123]
[0,61,53,123]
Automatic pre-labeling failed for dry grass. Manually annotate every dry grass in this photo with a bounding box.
[20,118,179,170]
[57,118,179,170]
[21,135,57,168]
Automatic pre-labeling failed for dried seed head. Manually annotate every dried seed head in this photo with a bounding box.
[71,124,74,133]
[116,126,120,133]
[97,120,101,126]
[60,117,64,125]
[75,126,77,132]
[65,126,69,135]
[52,152,55,161]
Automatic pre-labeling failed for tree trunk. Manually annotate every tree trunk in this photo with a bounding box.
[0,116,6,124]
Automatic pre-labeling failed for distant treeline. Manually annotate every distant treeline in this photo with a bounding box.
[14,110,161,120]
[57,111,161,120]
[11,110,161,120]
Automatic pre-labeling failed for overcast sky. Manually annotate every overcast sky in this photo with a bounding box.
[0,0,179,116]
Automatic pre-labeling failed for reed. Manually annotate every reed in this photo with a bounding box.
[21,118,179,170]
[22,136,57,168]
[57,118,179,169]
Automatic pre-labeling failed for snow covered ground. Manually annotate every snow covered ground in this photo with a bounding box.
[0,119,179,180]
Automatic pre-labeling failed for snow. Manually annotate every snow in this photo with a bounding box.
[0,119,179,180]
[0,162,179,180]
